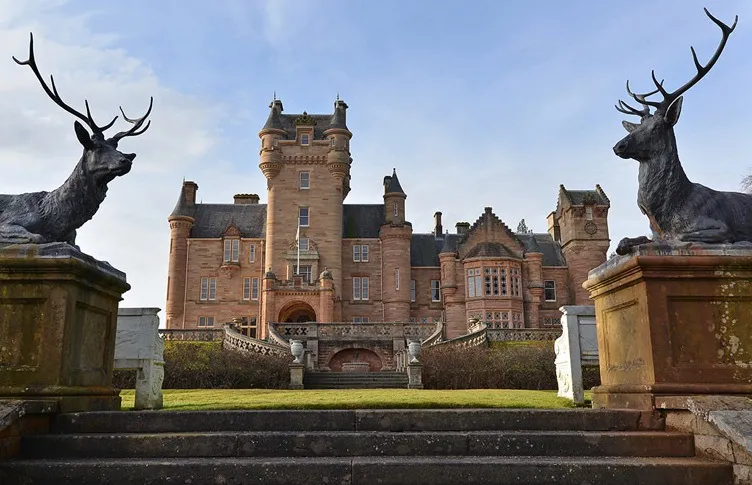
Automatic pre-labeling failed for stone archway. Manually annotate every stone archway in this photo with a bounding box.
[327,348,383,372]
[278,301,316,323]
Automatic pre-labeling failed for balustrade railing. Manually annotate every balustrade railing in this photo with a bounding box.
[222,324,289,356]
[269,322,436,342]
[487,327,562,342]
[158,328,224,342]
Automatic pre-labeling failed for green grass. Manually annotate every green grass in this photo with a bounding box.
[119,389,593,411]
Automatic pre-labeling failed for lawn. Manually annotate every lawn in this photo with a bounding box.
[119,389,591,411]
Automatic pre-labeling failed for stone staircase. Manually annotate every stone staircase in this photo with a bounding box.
[0,409,732,484]
[303,371,409,389]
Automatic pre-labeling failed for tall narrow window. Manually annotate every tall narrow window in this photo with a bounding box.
[500,268,508,296]
[208,278,217,300]
[299,171,310,189]
[249,244,256,262]
[467,269,475,298]
[511,268,521,297]
[361,245,369,262]
[362,277,369,300]
[299,207,309,227]
[586,206,593,221]
[393,202,398,217]
[544,280,556,302]
[431,280,441,302]
[330,137,336,147]
[395,268,400,290]
[252,277,259,300]
[411,280,416,302]
[243,277,251,300]
[300,133,310,145]
[224,239,239,262]
[353,245,361,262]
[353,277,361,301]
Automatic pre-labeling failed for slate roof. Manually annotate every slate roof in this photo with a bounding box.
[517,233,567,267]
[384,169,405,195]
[170,189,195,219]
[464,242,519,259]
[561,185,610,206]
[191,204,267,238]
[261,99,349,140]
[342,204,384,238]
[411,234,452,267]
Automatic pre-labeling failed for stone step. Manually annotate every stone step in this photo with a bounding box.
[0,456,733,485]
[22,430,695,459]
[53,409,660,434]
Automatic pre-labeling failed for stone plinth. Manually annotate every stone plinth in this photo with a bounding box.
[289,363,304,389]
[583,243,752,410]
[0,243,130,412]
[342,362,370,373]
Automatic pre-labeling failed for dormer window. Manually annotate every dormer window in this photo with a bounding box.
[301,133,310,146]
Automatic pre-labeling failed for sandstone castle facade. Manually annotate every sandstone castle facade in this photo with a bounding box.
[165,98,610,339]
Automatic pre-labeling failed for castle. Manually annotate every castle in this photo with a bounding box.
[165,98,611,340]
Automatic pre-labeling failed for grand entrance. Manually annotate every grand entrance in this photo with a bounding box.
[278,301,316,323]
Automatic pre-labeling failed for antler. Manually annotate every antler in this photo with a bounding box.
[615,80,663,117]
[109,97,154,143]
[13,33,118,134]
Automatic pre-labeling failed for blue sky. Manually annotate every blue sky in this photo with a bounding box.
[1,0,750,308]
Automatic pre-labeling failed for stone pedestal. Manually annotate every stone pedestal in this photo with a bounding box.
[407,363,423,389]
[583,243,752,410]
[0,243,130,412]
[289,363,304,389]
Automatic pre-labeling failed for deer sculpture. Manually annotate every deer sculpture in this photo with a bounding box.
[0,33,153,246]
[614,8,752,255]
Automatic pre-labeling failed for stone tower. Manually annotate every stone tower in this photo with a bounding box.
[258,98,352,311]
[547,185,610,304]
[165,180,197,328]
[379,169,412,322]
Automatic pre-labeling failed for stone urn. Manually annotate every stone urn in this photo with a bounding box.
[290,340,304,364]
[408,340,421,364]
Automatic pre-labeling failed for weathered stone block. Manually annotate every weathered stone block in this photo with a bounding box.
[584,244,752,410]
[0,243,130,412]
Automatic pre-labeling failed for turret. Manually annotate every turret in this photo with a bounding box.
[166,180,197,328]
[324,99,353,200]
[383,168,407,225]
[380,168,411,322]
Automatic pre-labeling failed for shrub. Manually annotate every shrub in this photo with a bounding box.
[422,344,558,390]
[113,341,289,389]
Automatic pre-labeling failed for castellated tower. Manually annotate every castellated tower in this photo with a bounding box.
[165,180,198,328]
[379,169,412,322]
[258,98,352,306]
[547,185,610,304]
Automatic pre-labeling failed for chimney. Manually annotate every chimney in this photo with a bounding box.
[434,211,443,236]
[456,222,470,235]
[183,181,198,205]
[234,193,260,205]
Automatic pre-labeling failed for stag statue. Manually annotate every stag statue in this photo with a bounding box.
[613,9,752,255]
[0,33,152,246]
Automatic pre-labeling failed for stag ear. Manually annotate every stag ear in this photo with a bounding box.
[622,120,639,133]
[74,121,95,150]
[664,96,683,126]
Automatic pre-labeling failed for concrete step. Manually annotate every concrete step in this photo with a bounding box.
[0,456,733,485]
[21,430,695,459]
[52,409,661,434]
[303,372,409,389]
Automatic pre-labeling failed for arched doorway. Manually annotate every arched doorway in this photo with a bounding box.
[278,301,316,323]
[328,348,383,372]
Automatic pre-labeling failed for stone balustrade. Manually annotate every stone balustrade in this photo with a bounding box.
[223,324,290,356]
[158,328,224,342]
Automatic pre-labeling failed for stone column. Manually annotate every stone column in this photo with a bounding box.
[0,243,130,412]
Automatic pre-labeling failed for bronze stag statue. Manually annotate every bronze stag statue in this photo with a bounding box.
[614,9,752,255]
[0,33,152,246]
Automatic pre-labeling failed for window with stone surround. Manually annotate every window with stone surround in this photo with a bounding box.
[200,277,217,301]
[395,268,400,290]
[295,265,312,283]
[411,280,416,302]
[586,206,593,221]
[353,244,369,262]
[393,202,398,217]
[252,277,259,300]
[300,171,310,190]
[198,316,215,327]
[353,276,369,301]
[511,268,521,296]
[243,277,251,300]
[431,280,440,302]
[223,239,239,262]
[299,238,309,251]
[249,244,256,262]
[353,316,369,323]
[467,268,481,297]
[301,133,310,146]
[299,207,309,227]
[330,137,335,148]
[544,280,556,301]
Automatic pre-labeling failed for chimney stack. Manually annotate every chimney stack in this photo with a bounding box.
[234,193,260,205]
[434,211,443,236]
[456,222,470,235]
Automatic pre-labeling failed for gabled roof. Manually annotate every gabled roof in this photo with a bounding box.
[191,204,267,238]
[559,184,610,206]
[464,242,518,259]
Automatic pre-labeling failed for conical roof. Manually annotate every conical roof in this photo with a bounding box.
[385,168,405,195]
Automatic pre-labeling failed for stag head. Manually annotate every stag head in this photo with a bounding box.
[14,33,153,184]
[613,8,737,162]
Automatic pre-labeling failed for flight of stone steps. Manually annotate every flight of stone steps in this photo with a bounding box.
[303,371,409,389]
[0,408,732,484]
